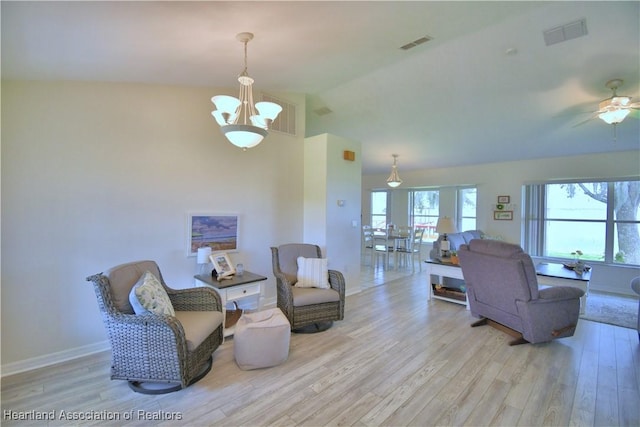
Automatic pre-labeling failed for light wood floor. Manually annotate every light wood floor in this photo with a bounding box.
[2,268,639,426]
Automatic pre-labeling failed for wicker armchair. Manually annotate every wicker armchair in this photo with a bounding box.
[86,260,223,394]
[271,244,345,332]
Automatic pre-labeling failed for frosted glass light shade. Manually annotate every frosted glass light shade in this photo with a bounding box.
[598,109,630,125]
[211,95,241,114]
[212,110,228,126]
[386,167,402,188]
[221,124,267,149]
[250,115,267,129]
[255,101,283,121]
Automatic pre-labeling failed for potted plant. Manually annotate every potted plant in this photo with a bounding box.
[450,250,459,265]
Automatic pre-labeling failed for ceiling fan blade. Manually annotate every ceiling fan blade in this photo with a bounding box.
[572,113,598,128]
[629,101,640,109]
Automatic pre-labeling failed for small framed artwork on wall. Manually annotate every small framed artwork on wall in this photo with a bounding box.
[494,211,513,220]
[497,195,510,204]
[187,213,239,256]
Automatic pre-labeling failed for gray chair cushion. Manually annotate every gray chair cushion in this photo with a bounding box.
[174,311,224,352]
[106,260,162,314]
[292,287,341,306]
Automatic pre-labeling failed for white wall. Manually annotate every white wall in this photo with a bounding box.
[1,80,306,371]
[362,151,640,295]
[304,134,362,295]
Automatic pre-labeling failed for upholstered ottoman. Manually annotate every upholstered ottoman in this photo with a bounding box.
[234,308,291,370]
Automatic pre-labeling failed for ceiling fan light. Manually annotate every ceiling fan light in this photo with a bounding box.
[617,96,631,106]
[598,108,630,125]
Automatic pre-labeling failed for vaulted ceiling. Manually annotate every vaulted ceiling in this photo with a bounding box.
[3,1,639,174]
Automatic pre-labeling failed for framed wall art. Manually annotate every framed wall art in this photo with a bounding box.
[497,195,510,204]
[187,213,239,256]
[494,211,513,221]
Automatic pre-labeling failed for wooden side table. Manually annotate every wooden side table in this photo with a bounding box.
[194,271,267,338]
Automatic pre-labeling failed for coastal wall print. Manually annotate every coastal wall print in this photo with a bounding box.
[187,213,239,256]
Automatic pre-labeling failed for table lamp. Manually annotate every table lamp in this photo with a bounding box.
[435,217,457,258]
[196,246,212,275]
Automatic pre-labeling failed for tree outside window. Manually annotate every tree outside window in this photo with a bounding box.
[524,180,639,266]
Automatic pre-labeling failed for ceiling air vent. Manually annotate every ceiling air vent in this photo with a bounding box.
[400,35,432,51]
[262,94,297,136]
[543,18,588,46]
[314,106,333,116]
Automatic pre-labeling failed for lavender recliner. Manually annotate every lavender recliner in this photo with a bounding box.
[458,239,585,344]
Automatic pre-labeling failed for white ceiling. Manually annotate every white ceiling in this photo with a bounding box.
[2,1,639,174]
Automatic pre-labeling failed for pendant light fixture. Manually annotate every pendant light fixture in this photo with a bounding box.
[386,154,403,188]
[211,32,282,150]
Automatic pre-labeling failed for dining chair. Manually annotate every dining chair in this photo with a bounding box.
[373,228,394,269]
[395,226,412,249]
[396,227,425,271]
[361,225,375,266]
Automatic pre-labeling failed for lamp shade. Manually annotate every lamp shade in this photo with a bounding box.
[435,217,457,234]
[197,246,212,264]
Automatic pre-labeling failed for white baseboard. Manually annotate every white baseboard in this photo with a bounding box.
[1,340,110,378]
[0,289,366,378]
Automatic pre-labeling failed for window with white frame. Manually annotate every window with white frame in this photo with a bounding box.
[370,191,388,229]
[409,190,439,241]
[523,179,640,266]
[457,187,477,231]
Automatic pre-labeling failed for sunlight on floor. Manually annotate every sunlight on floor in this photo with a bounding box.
[359,256,428,290]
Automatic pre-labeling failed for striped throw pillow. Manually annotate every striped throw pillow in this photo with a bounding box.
[295,257,330,289]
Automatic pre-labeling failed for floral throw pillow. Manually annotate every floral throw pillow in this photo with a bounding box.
[129,271,175,316]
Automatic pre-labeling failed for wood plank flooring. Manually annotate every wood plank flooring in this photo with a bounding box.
[2,268,639,426]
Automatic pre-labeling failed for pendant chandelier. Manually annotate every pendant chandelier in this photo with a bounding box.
[211,32,282,150]
[386,154,403,188]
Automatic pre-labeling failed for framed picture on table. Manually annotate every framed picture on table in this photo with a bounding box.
[210,252,235,278]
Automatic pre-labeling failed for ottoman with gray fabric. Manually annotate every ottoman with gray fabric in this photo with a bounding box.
[234,308,291,370]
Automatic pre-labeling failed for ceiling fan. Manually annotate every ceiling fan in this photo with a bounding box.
[574,79,640,129]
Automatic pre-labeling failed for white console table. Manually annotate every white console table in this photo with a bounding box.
[425,260,469,309]
[195,271,267,338]
[425,260,591,314]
